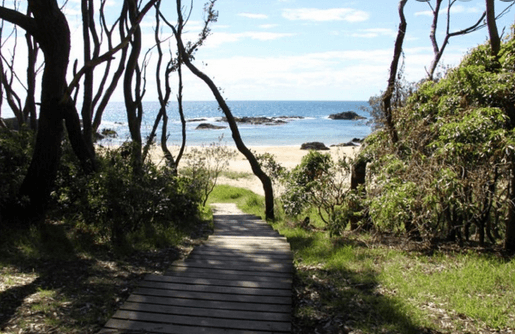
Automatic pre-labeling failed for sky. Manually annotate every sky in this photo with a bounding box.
[134,0,515,102]
[160,0,515,101]
[2,0,515,108]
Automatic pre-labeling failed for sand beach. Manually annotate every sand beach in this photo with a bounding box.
[148,145,360,196]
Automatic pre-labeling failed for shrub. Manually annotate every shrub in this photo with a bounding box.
[0,128,33,223]
[53,142,202,246]
[182,138,237,206]
[281,150,353,235]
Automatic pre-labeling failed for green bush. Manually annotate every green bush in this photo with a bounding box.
[0,128,33,222]
[281,150,353,235]
[359,33,515,245]
[53,143,202,245]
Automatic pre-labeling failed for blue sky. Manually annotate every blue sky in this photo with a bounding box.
[2,0,514,109]
[151,0,514,101]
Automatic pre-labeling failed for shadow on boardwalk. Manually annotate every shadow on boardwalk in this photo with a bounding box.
[100,203,293,334]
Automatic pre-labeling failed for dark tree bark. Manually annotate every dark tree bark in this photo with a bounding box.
[173,0,275,220]
[122,0,144,173]
[349,156,367,230]
[23,31,38,131]
[382,0,407,145]
[0,2,74,214]
[506,159,515,251]
[0,1,95,216]
[485,0,501,57]
[426,0,486,80]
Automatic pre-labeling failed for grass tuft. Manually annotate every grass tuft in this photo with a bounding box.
[211,184,515,333]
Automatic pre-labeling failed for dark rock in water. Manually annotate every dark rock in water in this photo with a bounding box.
[187,118,208,122]
[101,128,118,138]
[331,141,359,147]
[218,116,302,126]
[301,142,330,150]
[195,123,227,130]
[352,137,363,143]
[95,128,118,142]
[328,111,366,120]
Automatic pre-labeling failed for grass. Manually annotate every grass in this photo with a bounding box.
[220,170,254,180]
[0,209,212,333]
[210,184,515,334]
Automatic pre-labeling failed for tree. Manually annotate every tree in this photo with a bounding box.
[172,0,275,220]
[485,0,501,57]
[381,0,407,145]
[0,0,158,219]
[425,0,486,80]
[0,1,93,216]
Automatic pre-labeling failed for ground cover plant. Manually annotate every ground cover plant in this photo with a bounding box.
[210,184,515,334]
[0,133,213,333]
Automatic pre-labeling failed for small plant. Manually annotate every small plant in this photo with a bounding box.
[183,137,237,206]
[281,150,353,235]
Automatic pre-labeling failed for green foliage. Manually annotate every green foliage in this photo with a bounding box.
[255,151,285,184]
[360,33,515,244]
[53,142,202,246]
[182,138,237,206]
[0,128,33,217]
[281,151,353,235]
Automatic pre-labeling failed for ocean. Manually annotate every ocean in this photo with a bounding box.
[99,100,372,147]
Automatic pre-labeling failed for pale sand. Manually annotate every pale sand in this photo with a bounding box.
[149,145,360,196]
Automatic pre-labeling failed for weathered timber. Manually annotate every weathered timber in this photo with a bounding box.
[100,203,293,333]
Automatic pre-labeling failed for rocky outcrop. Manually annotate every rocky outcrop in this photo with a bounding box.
[195,123,227,130]
[187,118,208,122]
[328,111,366,120]
[301,142,330,150]
[331,138,363,147]
[218,116,304,126]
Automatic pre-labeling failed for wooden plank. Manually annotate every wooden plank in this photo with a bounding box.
[110,310,291,332]
[190,249,293,260]
[163,267,292,284]
[119,301,291,322]
[137,280,292,297]
[184,256,293,265]
[144,274,292,290]
[102,318,276,334]
[101,204,293,333]
[126,294,291,313]
[168,262,292,277]
[134,287,292,305]
[208,236,288,241]
[194,246,292,256]
[182,259,293,273]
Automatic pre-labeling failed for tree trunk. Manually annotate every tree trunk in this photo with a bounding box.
[486,0,501,57]
[18,1,72,215]
[382,0,407,144]
[0,1,96,217]
[122,0,143,173]
[506,161,515,251]
[172,0,274,220]
[349,157,367,230]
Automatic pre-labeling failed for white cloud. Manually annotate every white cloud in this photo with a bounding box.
[238,13,269,19]
[260,24,279,29]
[282,8,369,22]
[351,28,397,38]
[203,31,295,48]
[415,4,483,16]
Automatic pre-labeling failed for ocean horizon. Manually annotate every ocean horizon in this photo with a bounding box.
[99,100,373,147]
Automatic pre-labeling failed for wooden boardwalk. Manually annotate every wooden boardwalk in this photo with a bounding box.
[100,203,293,334]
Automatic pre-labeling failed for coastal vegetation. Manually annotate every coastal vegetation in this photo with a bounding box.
[208,184,515,333]
[1,0,515,333]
